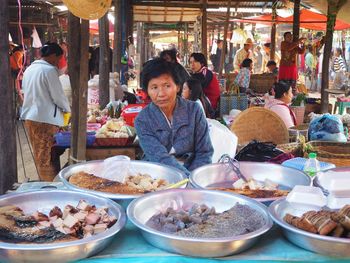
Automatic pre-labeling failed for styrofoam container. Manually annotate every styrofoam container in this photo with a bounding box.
[317,171,350,197]
[286,185,327,211]
[327,194,350,210]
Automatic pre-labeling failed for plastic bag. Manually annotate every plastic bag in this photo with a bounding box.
[207,119,238,163]
[100,155,131,182]
[235,140,284,162]
[308,113,347,142]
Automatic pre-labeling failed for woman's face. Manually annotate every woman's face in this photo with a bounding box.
[284,87,293,104]
[147,73,179,113]
[189,57,202,72]
[182,82,190,99]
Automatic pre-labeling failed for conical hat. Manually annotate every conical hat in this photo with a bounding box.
[62,0,112,20]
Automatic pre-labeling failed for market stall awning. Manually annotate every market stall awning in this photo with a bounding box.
[302,0,350,24]
[89,19,114,34]
[133,6,200,22]
[234,9,350,31]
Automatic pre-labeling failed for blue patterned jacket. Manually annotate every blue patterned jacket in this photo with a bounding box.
[135,97,213,175]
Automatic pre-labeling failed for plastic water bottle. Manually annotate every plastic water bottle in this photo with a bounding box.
[303,153,321,178]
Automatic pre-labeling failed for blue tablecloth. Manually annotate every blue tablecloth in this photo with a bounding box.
[77,221,349,263]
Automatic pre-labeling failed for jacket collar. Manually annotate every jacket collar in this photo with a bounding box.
[149,96,189,130]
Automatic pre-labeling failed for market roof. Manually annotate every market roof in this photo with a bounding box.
[302,0,350,24]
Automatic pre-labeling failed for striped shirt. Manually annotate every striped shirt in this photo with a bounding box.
[333,56,346,73]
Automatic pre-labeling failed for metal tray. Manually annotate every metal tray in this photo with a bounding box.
[127,188,272,257]
[59,160,187,206]
[190,162,311,204]
[269,198,350,257]
[0,190,126,263]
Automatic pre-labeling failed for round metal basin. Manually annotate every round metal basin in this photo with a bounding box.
[0,190,126,263]
[127,188,272,257]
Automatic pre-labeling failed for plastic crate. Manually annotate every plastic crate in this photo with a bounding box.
[55,131,96,147]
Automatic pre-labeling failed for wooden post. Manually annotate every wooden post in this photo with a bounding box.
[113,0,122,77]
[219,0,231,79]
[201,0,208,58]
[321,0,347,113]
[99,14,110,108]
[293,0,301,41]
[0,0,17,193]
[138,22,145,68]
[270,0,277,61]
[68,13,88,164]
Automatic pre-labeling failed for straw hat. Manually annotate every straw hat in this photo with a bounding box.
[244,38,254,45]
[62,0,112,20]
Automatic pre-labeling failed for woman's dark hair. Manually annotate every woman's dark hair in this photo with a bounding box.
[185,78,215,118]
[283,32,292,39]
[336,47,343,56]
[274,81,291,99]
[160,49,177,62]
[185,78,204,101]
[264,43,271,48]
[241,58,252,68]
[12,45,24,53]
[266,60,276,67]
[40,42,63,57]
[189,52,207,67]
[140,57,180,92]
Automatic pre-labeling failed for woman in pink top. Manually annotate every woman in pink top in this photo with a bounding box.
[265,82,296,128]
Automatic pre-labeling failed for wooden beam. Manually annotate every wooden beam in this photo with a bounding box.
[0,0,16,193]
[113,0,122,77]
[218,0,231,78]
[201,0,208,57]
[99,14,110,108]
[77,19,89,161]
[132,0,271,8]
[270,0,277,61]
[321,0,347,112]
[68,13,85,164]
[293,0,301,41]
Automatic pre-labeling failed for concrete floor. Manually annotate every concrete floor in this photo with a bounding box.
[16,121,68,183]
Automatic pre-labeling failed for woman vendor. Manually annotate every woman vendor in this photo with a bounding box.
[264,82,297,128]
[21,42,71,181]
[189,52,220,110]
[135,58,213,175]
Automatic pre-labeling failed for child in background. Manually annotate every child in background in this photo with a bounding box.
[233,58,253,94]
[182,78,215,118]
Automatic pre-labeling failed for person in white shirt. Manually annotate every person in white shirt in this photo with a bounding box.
[233,38,253,72]
[21,42,71,181]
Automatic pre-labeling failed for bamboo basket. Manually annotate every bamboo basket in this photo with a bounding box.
[277,141,350,167]
[249,73,275,94]
[307,141,350,167]
[290,106,306,125]
[231,107,289,145]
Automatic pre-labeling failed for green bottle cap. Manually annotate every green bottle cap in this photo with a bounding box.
[308,152,317,158]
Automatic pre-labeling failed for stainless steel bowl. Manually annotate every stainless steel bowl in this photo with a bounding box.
[0,190,126,263]
[59,160,187,207]
[127,188,272,257]
[190,162,311,204]
[269,198,350,257]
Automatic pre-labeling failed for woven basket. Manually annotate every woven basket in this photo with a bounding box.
[249,73,275,94]
[307,141,350,167]
[290,106,305,125]
[231,107,289,145]
[277,141,350,167]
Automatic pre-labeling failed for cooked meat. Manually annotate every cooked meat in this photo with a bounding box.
[0,211,74,243]
[69,171,144,195]
[284,213,317,234]
[210,188,289,198]
[0,200,118,244]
